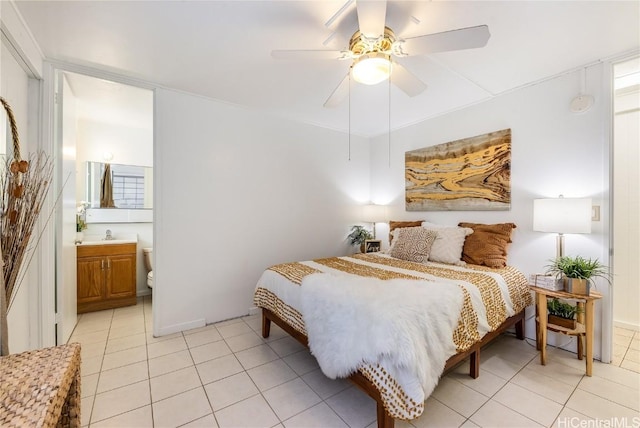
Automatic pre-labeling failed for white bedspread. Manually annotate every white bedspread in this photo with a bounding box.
[300,273,463,398]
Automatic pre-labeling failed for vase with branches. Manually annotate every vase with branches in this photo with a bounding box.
[0,97,54,355]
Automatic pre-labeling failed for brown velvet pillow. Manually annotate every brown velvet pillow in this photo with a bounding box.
[389,220,423,244]
[458,222,517,268]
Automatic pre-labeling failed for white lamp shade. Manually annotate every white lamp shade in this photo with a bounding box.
[533,198,592,234]
[363,204,387,223]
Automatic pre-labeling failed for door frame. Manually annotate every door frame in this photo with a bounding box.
[39,60,156,346]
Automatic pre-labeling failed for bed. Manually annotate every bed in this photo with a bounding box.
[253,226,532,428]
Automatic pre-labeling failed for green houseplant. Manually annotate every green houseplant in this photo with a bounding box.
[547,298,582,329]
[348,225,373,253]
[546,255,611,296]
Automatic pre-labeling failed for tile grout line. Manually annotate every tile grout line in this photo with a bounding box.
[86,309,115,427]
[142,296,155,427]
[187,319,221,427]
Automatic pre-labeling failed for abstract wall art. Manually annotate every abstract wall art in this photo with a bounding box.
[405,129,511,211]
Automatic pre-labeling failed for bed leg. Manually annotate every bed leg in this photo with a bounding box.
[261,309,271,338]
[470,349,480,379]
[376,402,394,428]
[515,317,525,340]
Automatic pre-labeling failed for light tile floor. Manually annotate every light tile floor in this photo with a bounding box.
[71,297,640,427]
[612,326,640,372]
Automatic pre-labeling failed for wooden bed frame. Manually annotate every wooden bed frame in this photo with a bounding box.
[261,307,525,428]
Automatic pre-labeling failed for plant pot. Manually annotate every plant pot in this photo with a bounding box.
[548,314,576,330]
[360,243,365,253]
[563,277,590,296]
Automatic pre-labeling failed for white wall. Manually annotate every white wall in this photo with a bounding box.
[370,64,611,358]
[76,119,153,167]
[154,89,370,335]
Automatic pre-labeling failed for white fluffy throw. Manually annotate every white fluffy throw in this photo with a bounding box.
[300,273,464,398]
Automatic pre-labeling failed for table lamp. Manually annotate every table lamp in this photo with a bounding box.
[362,204,387,239]
[533,196,592,258]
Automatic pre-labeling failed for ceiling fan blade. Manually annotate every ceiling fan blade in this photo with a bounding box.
[401,25,490,55]
[391,63,427,97]
[324,74,350,108]
[271,50,343,60]
[356,0,387,38]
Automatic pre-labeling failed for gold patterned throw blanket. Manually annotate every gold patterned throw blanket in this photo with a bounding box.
[253,253,532,421]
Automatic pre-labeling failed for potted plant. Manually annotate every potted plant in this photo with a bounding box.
[546,255,611,296]
[348,225,373,253]
[547,298,582,329]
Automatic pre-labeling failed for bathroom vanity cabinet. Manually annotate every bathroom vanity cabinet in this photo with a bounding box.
[77,243,137,313]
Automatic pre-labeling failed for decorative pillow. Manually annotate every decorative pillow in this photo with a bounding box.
[389,227,438,263]
[421,222,473,266]
[388,220,423,245]
[458,222,517,268]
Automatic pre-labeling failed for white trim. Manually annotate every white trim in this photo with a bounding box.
[38,62,57,348]
[155,319,205,337]
[151,88,160,338]
[614,320,640,332]
[600,57,614,364]
[0,1,44,78]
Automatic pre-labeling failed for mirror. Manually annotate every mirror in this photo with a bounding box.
[86,162,153,209]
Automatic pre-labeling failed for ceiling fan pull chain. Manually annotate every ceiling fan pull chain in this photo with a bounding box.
[388,74,391,168]
[348,71,352,162]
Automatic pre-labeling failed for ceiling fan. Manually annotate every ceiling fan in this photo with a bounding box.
[272,0,490,108]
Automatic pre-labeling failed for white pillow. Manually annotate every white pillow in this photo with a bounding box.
[421,222,473,266]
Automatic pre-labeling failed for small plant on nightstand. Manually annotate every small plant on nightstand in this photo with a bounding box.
[348,225,373,253]
[547,298,582,330]
[546,255,611,296]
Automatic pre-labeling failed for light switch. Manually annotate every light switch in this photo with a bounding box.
[592,205,600,221]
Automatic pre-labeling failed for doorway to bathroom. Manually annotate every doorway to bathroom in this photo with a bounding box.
[611,56,640,367]
[54,69,154,344]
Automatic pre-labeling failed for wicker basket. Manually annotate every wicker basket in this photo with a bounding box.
[0,343,81,427]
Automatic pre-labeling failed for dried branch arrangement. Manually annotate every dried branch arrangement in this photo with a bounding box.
[1,153,54,309]
[0,97,53,355]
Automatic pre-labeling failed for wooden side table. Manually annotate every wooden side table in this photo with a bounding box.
[531,285,602,376]
[0,343,81,427]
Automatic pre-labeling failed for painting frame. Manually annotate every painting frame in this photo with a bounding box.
[364,240,382,253]
[405,129,511,211]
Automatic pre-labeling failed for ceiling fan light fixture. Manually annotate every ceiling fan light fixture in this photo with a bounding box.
[351,53,392,85]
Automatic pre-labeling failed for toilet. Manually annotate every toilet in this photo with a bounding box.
[143,248,153,288]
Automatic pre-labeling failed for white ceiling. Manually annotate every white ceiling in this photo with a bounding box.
[15,1,640,137]
[64,72,153,131]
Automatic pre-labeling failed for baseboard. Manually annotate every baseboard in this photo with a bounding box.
[614,320,640,332]
[154,318,206,337]
[248,306,260,316]
[137,289,152,297]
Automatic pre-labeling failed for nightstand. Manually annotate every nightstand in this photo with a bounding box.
[530,285,602,376]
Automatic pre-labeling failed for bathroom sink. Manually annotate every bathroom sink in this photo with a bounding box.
[78,234,138,246]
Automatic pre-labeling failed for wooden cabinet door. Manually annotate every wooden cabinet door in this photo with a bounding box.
[106,254,136,299]
[77,256,105,304]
